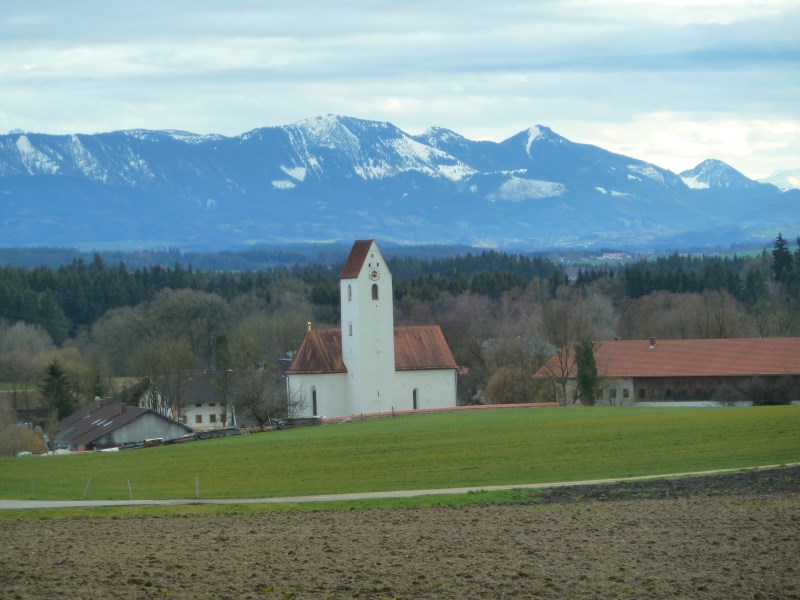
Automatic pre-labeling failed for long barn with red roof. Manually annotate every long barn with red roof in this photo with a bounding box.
[534,337,800,405]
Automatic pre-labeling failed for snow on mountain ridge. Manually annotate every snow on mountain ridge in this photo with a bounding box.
[280,165,307,181]
[121,129,221,144]
[679,159,753,189]
[15,134,60,175]
[525,126,544,157]
[627,164,666,184]
[68,134,108,183]
[759,168,800,191]
[488,177,566,202]
[282,115,474,182]
[680,174,709,189]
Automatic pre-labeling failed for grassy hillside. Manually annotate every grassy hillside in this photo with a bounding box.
[1,406,798,501]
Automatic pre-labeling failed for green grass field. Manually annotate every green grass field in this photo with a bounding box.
[1,406,798,502]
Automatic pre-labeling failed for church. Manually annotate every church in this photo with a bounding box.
[286,240,458,418]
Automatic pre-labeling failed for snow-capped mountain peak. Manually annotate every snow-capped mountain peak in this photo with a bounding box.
[759,167,800,191]
[414,127,468,149]
[679,159,755,190]
[0,115,796,249]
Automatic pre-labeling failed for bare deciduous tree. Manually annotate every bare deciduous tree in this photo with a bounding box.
[232,370,304,428]
[130,339,197,419]
[538,296,597,405]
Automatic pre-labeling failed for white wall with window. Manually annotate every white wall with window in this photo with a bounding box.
[182,402,230,430]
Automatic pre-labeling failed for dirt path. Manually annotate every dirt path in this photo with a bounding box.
[1,468,798,599]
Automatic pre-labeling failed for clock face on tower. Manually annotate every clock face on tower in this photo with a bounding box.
[369,267,380,281]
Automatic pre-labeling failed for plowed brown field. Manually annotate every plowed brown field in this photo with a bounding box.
[2,468,798,599]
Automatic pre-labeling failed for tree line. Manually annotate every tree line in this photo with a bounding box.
[1,234,799,453]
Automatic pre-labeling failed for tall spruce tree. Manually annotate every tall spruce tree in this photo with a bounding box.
[39,360,76,420]
[575,340,599,406]
[772,233,793,284]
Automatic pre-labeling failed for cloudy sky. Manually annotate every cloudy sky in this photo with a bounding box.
[2,0,798,179]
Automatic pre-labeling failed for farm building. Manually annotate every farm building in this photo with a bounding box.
[131,371,241,430]
[534,337,800,406]
[179,371,237,429]
[58,398,193,451]
[286,240,458,418]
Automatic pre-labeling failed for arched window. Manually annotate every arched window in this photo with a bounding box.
[372,283,379,300]
[412,388,418,410]
[347,284,352,301]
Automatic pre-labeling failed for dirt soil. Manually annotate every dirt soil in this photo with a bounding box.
[1,467,799,599]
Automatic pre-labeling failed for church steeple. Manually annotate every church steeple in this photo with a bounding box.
[339,240,395,415]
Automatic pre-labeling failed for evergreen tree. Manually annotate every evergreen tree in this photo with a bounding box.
[772,233,793,284]
[575,341,599,406]
[39,360,76,420]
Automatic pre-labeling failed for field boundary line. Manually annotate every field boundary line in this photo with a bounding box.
[1,462,797,510]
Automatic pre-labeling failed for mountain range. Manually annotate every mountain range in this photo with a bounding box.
[1,115,797,250]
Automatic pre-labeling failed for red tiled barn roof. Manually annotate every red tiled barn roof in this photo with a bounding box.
[286,325,457,374]
[535,337,800,379]
[340,240,374,279]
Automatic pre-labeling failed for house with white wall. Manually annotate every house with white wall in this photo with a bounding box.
[534,337,800,406]
[286,240,458,418]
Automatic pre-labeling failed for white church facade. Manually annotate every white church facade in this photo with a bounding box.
[286,240,458,418]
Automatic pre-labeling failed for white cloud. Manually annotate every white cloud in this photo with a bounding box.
[577,114,800,178]
[0,1,798,178]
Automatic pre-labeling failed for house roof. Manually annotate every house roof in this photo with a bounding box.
[286,325,458,374]
[182,372,225,404]
[534,337,800,379]
[58,401,192,446]
[340,239,374,279]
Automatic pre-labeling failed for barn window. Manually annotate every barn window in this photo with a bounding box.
[412,388,418,410]
[372,284,379,300]
[609,388,617,399]
[638,388,646,400]
[312,388,318,416]
[622,389,630,399]
[195,414,203,424]
[210,414,217,423]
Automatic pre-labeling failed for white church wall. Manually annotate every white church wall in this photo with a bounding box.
[289,373,347,418]
[395,369,458,411]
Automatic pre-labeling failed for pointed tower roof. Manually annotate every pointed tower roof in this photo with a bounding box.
[339,239,374,279]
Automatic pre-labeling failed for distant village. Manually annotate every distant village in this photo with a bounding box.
[2,234,799,456]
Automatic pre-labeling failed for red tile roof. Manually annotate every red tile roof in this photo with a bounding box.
[395,325,458,370]
[286,325,458,373]
[340,240,374,279]
[535,337,800,379]
[286,329,347,374]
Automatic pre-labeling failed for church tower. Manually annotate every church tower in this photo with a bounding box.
[339,240,396,415]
